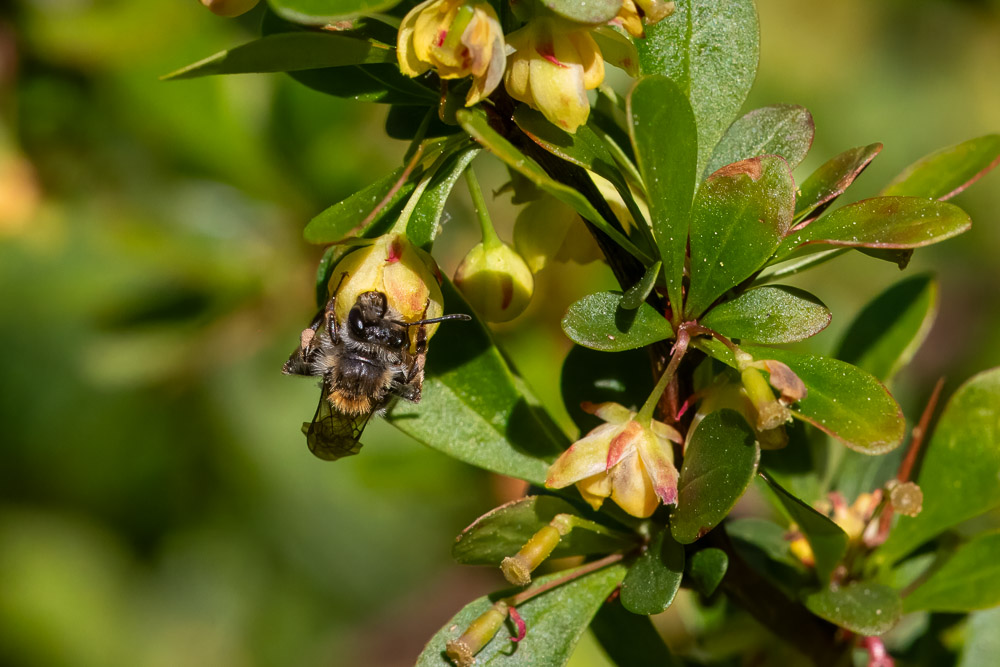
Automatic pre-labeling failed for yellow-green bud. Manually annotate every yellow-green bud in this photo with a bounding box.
[445,601,509,667]
[500,522,567,586]
[454,241,533,322]
[201,0,260,18]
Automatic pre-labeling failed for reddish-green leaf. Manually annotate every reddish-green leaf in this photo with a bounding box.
[836,274,938,382]
[877,368,1000,565]
[706,104,814,177]
[777,196,971,259]
[700,285,830,344]
[686,156,795,318]
[883,134,1000,200]
[804,581,902,636]
[628,76,698,313]
[795,143,882,221]
[672,410,760,544]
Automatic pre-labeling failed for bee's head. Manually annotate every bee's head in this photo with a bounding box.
[349,291,408,349]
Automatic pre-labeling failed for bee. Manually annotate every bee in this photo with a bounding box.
[283,276,471,460]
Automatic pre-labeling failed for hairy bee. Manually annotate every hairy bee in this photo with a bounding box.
[283,277,470,460]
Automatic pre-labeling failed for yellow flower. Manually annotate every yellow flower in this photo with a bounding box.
[453,240,534,322]
[504,19,605,133]
[328,233,445,343]
[546,402,681,518]
[512,197,600,273]
[397,0,506,105]
[613,0,675,38]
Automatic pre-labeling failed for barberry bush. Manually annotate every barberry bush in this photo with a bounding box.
[177,1,1000,665]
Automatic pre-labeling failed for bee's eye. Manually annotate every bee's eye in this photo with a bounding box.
[348,308,365,337]
[391,330,408,349]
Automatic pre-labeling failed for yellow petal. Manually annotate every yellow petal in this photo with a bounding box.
[398,0,436,76]
[503,27,534,105]
[567,30,604,90]
[528,29,589,132]
[610,451,659,518]
[637,429,679,505]
[545,422,623,488]
[413,0,452,65]
[576,471,613,510]
[581,401,634,425]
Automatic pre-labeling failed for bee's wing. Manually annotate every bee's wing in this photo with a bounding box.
[302,379,371,461]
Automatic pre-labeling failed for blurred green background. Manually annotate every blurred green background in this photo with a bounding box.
[1,1,997,665]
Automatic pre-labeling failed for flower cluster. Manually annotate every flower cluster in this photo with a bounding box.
[396,0,675,132]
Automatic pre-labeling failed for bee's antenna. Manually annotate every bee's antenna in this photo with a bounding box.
[397,313,472,327]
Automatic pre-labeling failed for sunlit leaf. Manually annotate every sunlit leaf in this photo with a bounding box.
[686,547,728,596]
[883,134,1000,200]
[452,496,636,565]
[407,146,480,248]
[672,410,760,544]
[700,285,830,344]
[903,532,1000,613]
[304,167,413,243]
[621,261,661,310]
[804,581,902,635]
[562,291,673,352]
[541,0,623,25]
[794,143,882,221]
[636,0,759,176]
[416,563,627,666]
[621,527,684,614]
[457,108,653,264]
[389,282,567,485]
[162,32,395,80]
[591,601,681,666]
[877,368,1000,565]
[686,156,795,318]
[269,0,404,24]
[836,274,938,382]
[777,197,971,259]
[628,75,698,312]
[760,472,847,584]
[705,104,814,177]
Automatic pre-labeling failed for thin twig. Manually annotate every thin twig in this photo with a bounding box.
[503,553,625,607]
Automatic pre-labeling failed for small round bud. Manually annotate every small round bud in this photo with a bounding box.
[888,480,923,517]
[454,241,533,322]
[201,0,260,18]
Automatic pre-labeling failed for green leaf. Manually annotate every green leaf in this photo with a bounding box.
[687,547,728,596]
[628,75,698,313]
[877,368,1000,565]
[700,285,831,344]
[303,167,414,244]
[672,410,760,544]
[686,156,796,318]
[636,0,760,176]
[388,282,567,485]
[591,601,680,667]
[456,108,653,265]
[742,345,905,455]
[386,105,462,140]
[836,274,939,382]
[541,0,623,25]
[705,104,814,177]
[269,0,404,24]
[562,291,673,352]
[777,196,972,259]
[883,134,1000,200]
[760,472,848,584]
[288,63,438,104]
[416,563,627,667]
[452,496,636,566]
[795,143,882,221]
[959,606,1000,667]
[407,147,481,248]
[903,532,1000,613]
[561,346,650,434]
[804,581,902,636]
[726,518,812,594]
[162,32,395,80]
[621,261,661,310]
[621,527,685,614]
[314,244,350,307]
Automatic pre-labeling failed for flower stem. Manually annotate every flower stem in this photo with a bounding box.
[502,553,624,608]
[465,165,502,250]
[637,325,691,424]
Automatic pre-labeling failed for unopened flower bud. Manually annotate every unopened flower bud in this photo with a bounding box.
[741,367,791,431]
[201,0,260,18]
[887,480,923,517]
[500,516,572,586]
[454,241,534,322]
[446,601,509,667]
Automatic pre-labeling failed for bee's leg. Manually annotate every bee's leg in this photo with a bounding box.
[324,272,349,344]
[398,323,428,403]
